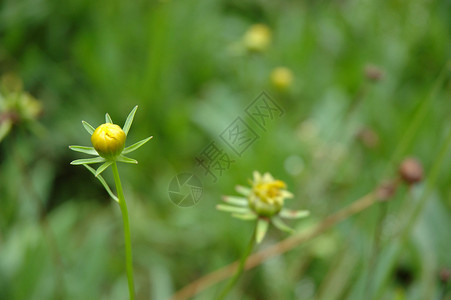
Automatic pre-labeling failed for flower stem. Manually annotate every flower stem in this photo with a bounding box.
[111,161,135,300]
[215,224,257,300]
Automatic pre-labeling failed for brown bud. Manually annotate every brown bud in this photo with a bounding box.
[439,268,450,283]
[356,127,380,149]
[364,64,384,82]
[399,157,423,185]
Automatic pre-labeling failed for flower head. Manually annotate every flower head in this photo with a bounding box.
[243,24,271,53]
[270,67,294,91]
[69,106,152,178]
[248,171,293,217]
[217,171,309,243]
[91,123,126,159]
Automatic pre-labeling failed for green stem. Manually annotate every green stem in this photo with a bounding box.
[216,224,257,300]
[112,162,135,300]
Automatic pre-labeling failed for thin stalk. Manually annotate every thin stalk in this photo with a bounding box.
[215,224,257,300]
[112,161,135,300]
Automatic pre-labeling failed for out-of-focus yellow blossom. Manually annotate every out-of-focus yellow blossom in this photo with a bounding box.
[270,67,294,90]
[249,171,293,217]
[243,24,271,53]
[70,106,153,178]
[217,171,309,243]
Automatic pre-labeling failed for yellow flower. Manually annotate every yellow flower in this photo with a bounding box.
[243,24,271,53]
[70,106,153,178]
[248,171,293,217]
[217,171,309,243]
[91,123,126,159]
[270,67,294,91]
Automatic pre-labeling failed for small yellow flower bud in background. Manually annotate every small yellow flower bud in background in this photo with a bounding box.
[270,67,294,90]
[91,123,126,159]
[243,24,271,53]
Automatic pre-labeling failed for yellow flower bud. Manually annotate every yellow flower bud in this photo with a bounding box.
[248,172,293,217]
[91,123,126,159]
[270,67,294,91]
[243,24,271,53]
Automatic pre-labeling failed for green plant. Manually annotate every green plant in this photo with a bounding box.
[69,106,152,300]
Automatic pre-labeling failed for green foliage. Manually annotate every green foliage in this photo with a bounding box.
[0,0,450,299]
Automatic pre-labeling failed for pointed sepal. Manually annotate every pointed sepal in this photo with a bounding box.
[232,212,257,221]
[216,204,251,214]
[123,105,138,136]
[116,155,138,164]
[105,113,113,124]
[235,185,251,196]
[95,161,113,177]
[82,120,95,135]
[122,136,153,154]
[83,164,118,202]
[69,145,98,155]
[256,218,269,244]
[272,216,295,234]
[70,157,106,165]
[222,195,248,207]
[279,209,310,219]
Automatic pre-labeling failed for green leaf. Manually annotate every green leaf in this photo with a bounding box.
[105,113,113,124]
[83,164,118,202]
[235,185,251,196]
[256,219,269,244]
[116,155,138,164]
[279,209,310,219]
[123,105,138,135]
[95,161,113,177]
[222,196,248,206]
[70,157,105,165]
[232,213,257,220]
[272,216,295,234]
[216,204,251,214]
[122,136,153,154]
[82,120,95,135]
[69,145,98,155]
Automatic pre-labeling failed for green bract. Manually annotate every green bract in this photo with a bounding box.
[69,105,152,183]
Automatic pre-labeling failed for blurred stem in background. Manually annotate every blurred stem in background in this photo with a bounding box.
[111,161,135,300]
[372,123,451,300]
[215,224,256,300]
[365,60,451,300]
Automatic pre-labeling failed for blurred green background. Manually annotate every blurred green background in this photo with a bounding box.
[1,0,450,299]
